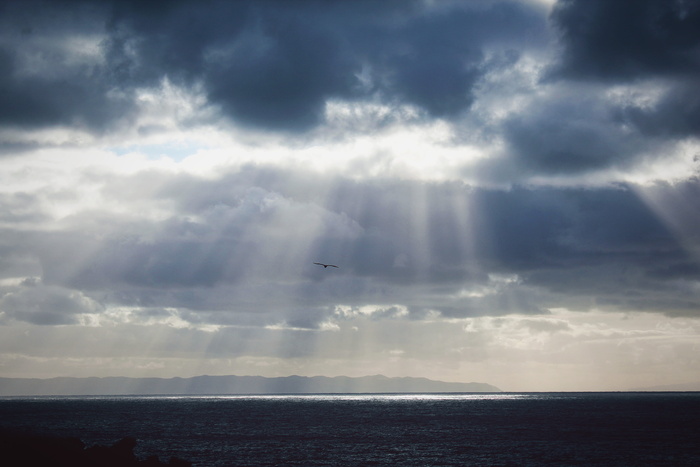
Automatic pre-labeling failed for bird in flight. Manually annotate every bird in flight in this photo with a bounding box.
[314,262,339,268]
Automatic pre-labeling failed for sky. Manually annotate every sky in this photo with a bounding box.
[1,0,699,392]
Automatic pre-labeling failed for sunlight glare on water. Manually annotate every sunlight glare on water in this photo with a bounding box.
[88,392,571,403]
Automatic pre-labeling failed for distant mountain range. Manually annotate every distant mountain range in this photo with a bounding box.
[0,374,501,396]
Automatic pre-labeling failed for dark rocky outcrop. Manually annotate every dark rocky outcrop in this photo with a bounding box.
[0,431,191,466]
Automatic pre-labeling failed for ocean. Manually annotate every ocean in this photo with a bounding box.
[1,392,699,466]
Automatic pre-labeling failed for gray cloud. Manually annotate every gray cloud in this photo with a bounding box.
[497,92,650,176]
[0,282,102,325]
[0,0,547,134]
[0,1,134,132]
[1,0,697,185]
[615,82,700,138]
[474,0,699,180]
[550,0,700,80]
[2,165,692,326]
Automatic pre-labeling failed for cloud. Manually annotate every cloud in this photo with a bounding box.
[0,0,548,135]
[476,0,699,183]
[615,82,700,138]
[550,0,700,80]
[0,2,134,133]
[0,281,102,325]
[1,160,694,328]
[494,90,649,176]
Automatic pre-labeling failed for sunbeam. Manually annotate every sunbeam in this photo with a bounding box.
[633,180,700,259]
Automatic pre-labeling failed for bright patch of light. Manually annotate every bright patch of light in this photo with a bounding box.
[333,304,410,320]
[472,53,546,123]
[0,147,183,228]
[487,273,521,284]
[632,171,700,257]
[264,322,316,332]
[89,306,221,332]
[454,274,521,299]
[605,81,668,111]
[0,277,35,287]
[175,100,491,181]
[319,320,341,332]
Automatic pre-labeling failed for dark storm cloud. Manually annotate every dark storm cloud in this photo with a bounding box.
[544,0,700,171]
[202,4,361,131]
[359,2,544,119]
[103,0,546,129]
[550,0,700,80]
[476,0,699,180]
[0,0,546,134]
[0,1,134,132]
[492,91,651,176]
[0,46,128,131]
[615,83,700,138]
[516,180,700,316]
[466,183,683,316]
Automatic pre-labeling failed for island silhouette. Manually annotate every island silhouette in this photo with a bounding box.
[0,374,501,396]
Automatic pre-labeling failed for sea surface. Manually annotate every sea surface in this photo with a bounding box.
[1,392,699,466]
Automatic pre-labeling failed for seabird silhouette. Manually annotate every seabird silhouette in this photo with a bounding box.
[314,262,339,268]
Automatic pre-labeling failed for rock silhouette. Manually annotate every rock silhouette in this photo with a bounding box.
[0,431,191,466]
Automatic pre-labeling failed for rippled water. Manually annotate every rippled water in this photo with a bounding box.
[1,392,699,466]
